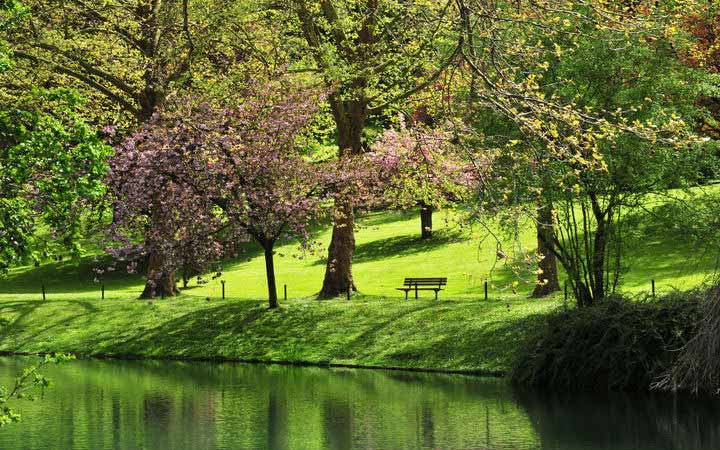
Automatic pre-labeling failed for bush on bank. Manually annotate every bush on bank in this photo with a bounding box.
[511,291,704,391]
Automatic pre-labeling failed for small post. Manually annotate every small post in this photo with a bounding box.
[564,282,568,302]
[161,289,165,300]
[347,286,351,301]
[101,284,105,300]
[42,285,46,301]
[652,279,655,298]
[284,284,287,301]
[221,280,226,299]
[563,282,568,310]
[484,281,488,301]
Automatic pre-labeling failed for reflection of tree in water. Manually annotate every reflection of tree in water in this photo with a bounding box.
[144,394,173,424]
[420,403,435,449]
[112,395,121,449]
[323,399,353,450]
[267,391,288,450]
[514,388,720,450]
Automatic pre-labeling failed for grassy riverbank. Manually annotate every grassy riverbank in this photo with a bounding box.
[0,294,558,374]
[0,201,716,374]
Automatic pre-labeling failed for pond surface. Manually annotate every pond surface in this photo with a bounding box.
[0,357,717,450]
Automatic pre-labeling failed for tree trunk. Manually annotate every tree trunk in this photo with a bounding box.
[592,220,607,302]
[575,280,594,308]
[264,247,279,309]
[319,201,356,298]
[140,250,179,299]
[531,200,560,297]
[420,202,433,239]
[590,194,609,303]
[319,96,366,298]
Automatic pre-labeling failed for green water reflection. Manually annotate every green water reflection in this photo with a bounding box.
[0,357,716,449]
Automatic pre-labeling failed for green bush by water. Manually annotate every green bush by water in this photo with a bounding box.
[511,291,704,391]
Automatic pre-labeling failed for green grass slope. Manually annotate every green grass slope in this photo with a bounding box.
[0,206,715,373]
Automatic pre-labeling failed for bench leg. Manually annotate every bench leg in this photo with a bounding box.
[415,286,418,299]
[405,290,408,300]
[434,290,438,300]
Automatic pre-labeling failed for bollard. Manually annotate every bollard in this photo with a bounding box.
[101,284,105,300]
[652,279,655,298]
[221,280,226,299]
[42,285,46,301]
[347,287,351,301]
[284,284,287,301]
[564,282,568,302]
[161,289,165,300]
[484,281,488,301]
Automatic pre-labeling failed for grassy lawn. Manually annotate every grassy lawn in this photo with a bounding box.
[0,205,715,373]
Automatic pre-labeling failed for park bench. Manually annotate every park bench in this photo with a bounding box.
[396,277,447,300]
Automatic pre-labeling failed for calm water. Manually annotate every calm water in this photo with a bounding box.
[0,357,717,450]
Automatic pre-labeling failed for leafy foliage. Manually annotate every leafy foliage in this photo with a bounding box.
[0,88,112,271]
[0,353,73,427]
[108,81,345,305]
[470,8,713,305]
[367,120,476,211]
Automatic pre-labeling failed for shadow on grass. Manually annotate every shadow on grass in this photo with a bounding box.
[358,209,418,228]
[313,230,465,267]
[0,255,145,295]
[0,300,101,348]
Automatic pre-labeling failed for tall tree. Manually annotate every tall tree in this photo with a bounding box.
[110,83,338,307]
[467,2,709,305]
[280,0,461,297]
[2,0,249,297]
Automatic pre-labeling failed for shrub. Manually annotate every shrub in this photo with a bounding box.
[654,286,720,395]
[512,291,703,391]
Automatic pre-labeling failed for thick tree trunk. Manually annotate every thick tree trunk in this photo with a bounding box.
[319,201,356,298]
[420,202,433,239]
[264,247,279,309]
[140,250,179,299]
[319,96,365,298]
[531,200,560,297]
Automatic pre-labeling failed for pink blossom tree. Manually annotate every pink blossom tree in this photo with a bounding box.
[367,121,476,239]
[108,125,225,298]
[109,82,332,307]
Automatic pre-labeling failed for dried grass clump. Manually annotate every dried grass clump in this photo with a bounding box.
[653,286,720,395]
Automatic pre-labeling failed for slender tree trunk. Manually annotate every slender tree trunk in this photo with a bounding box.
[420,202,433,239]
[590,194,609,303]
[264,246,279,309]
[532,199,560,297]
[575,280,594,308]
[592,220,607,302]
[319,97,365,298]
